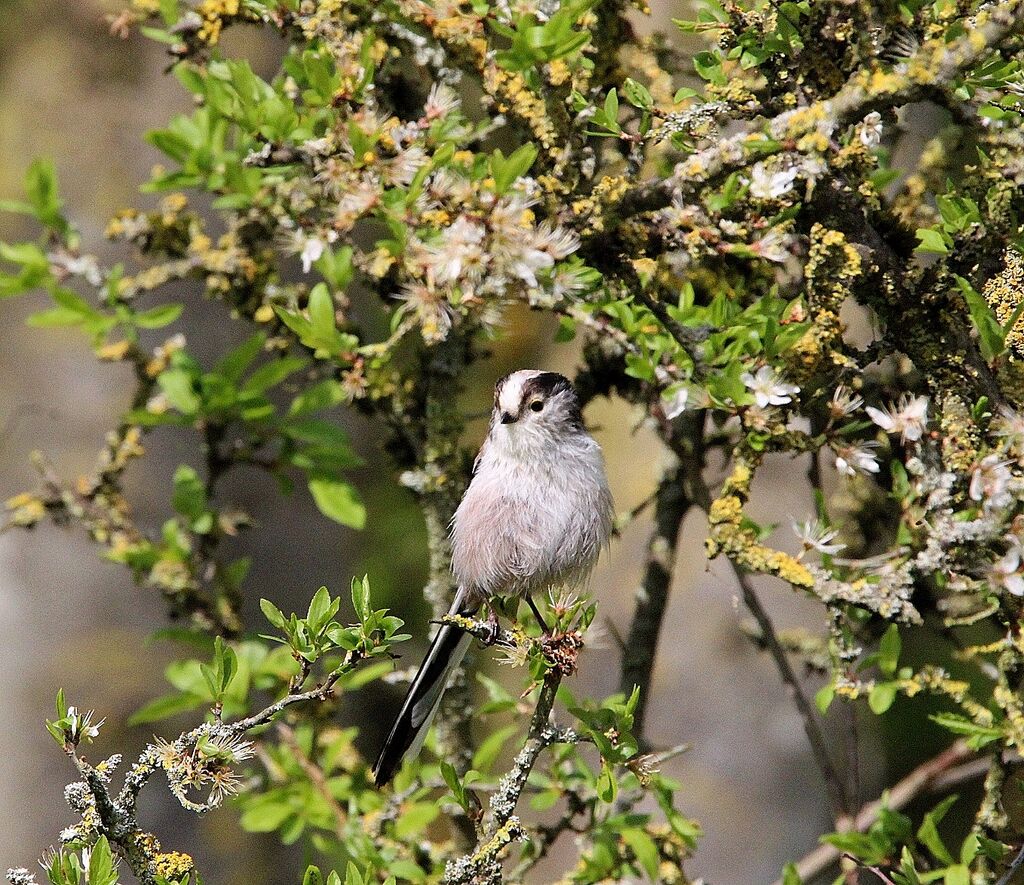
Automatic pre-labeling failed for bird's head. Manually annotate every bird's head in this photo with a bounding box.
[491,370,584,442]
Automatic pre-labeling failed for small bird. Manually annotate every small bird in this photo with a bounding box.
[372,369,614,785]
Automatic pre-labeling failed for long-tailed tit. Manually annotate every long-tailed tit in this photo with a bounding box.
[372,369,614,785]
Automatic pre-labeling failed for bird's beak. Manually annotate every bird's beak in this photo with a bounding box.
[500,411,517,425]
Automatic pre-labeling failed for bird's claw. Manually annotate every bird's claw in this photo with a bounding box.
[480,608,501,646]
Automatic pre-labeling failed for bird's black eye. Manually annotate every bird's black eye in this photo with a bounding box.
[529,399,544,412]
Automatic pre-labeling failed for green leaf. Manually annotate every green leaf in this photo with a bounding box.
[440,760,467,810]
[260,598,288,630]
[868,681,898,714]
[351,575,371,622]
[915,227,950,255]
[307,586,337,631]
[490,144,538,194]
[603,89,620,131]
[172,465,209,526]
[25,158,67,232]
[821,831,886,864]
[621,77,654,110]
[239,795,294,831]
[308,476,365,528]
[917,795,958,866]
[815,683,835,714]
[944,865,969,885]
[781,862,802,885]
[158,369,201,414]
[878,624,901,677]
[217,637,238,693]
[929,713,1003,749]
[134,303,184,329]
[159,0,179,25]
[216,333,266,383]
[622,828,660,880]
[308,283,336,338]
[596,760,617,802]
[242,355,308,393]
[394,801,440,838]
[338,659,394,690]
[284,418,357,456]
[289,379,345,416]
[693,51,726,85]
[88,836,117,885]
[471,724,519,773]
[955,275,1005,362]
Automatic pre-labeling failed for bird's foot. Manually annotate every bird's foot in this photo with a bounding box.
[480,605,501,646]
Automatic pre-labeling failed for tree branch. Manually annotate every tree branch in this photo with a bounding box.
[618,413,704,746]
[772,740,979,885]
[443,665,573,884]
[731,561,850,821]
[585,0,1024,241]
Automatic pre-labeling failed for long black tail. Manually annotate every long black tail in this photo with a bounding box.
[372,588,476,785]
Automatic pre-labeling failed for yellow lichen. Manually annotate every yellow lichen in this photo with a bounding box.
[153,851,194,879]
[197,0,240,45]
[982,247,1024,357]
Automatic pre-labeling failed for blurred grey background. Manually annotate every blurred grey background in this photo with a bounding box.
[0,1,918,881]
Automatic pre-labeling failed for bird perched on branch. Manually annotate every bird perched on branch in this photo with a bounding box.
[372,369,614,785]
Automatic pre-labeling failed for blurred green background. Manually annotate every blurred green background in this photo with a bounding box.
[0,1,964,881]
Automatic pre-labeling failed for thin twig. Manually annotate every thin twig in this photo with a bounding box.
[276,722,347,841]
[772,740,977,885]
[994,843,1024,885]
[731,562,850,820]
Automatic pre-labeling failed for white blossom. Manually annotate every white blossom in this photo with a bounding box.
[423,82,460,120]
[284,227,338,274]
[859,111,883,148]
[747,162,798,199]
[65,706,105,743]
[798,155,827,183]
[548,266,591,302]
[994,407,1024,454]
[50,252,103,287]
[429,216,487,284]
[969,454,1013,513]
[510,245,554,288]
[394,282,453,343]
[334,180,379,231]
[989,547,1024,596]
[792,518,846,556]
[834,441,881,476]
[829,385,864,420]
[866,394,929,443]
[741,365,799,408]
[751,228,792,263]
[385,146,428,186]
[301,237,325,273]
[532,222,580,260]
[663,385,689,419]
